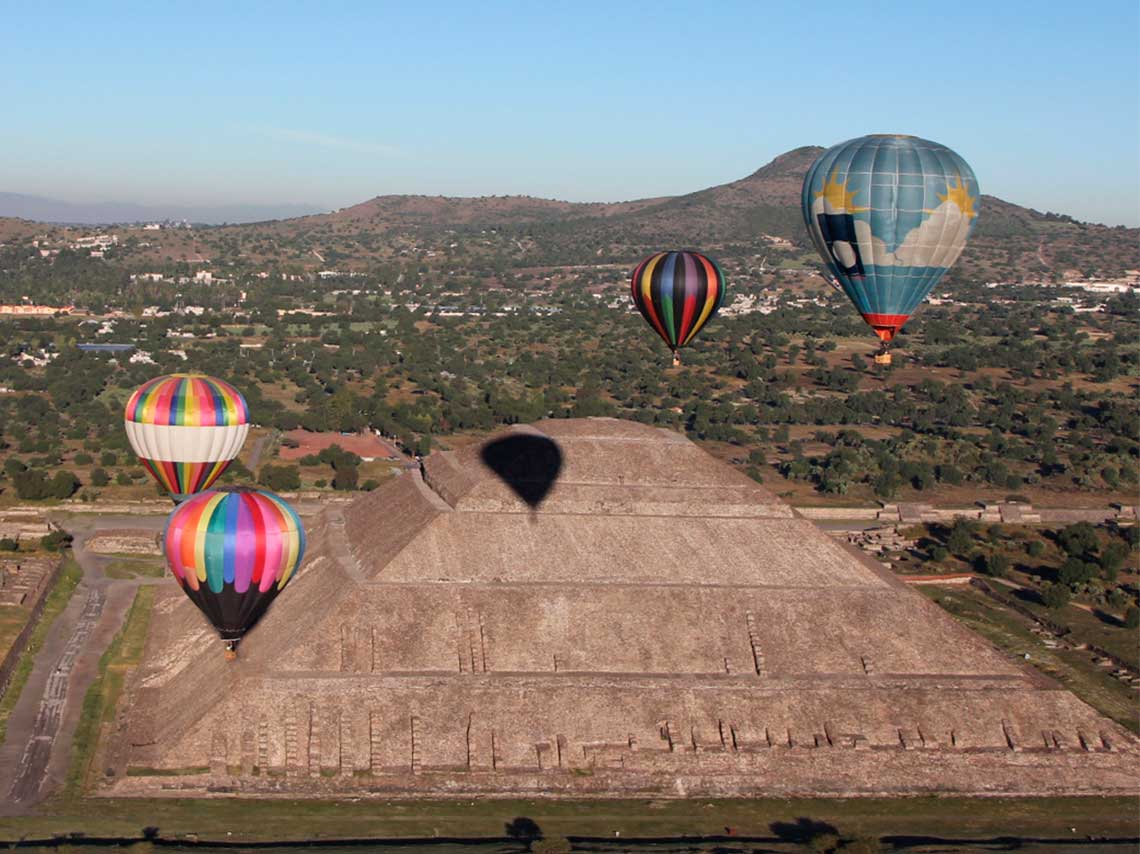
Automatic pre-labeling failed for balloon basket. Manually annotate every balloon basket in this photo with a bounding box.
[873,352,892,366]
[671,352,681,368]
[224,641,238,661]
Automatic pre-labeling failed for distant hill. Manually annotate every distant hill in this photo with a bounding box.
[0,192,325,225]
[229,145,1137,279]
[5,148,1137,280]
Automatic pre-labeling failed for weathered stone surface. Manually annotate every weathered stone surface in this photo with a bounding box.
[105,418,1139,799]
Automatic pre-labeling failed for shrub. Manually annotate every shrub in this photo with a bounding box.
[332,464,359,491]
[90,468,110,487]
[257,464,301,492]
[1123,607,1139,629]
[929,546,949,562]
[13,469,49,500]
[1057,522,1099,559]
[0,538,19,552]
[1058,556,1096,587]
[49,471,80,499]
[1026,540,1045,557]
[985,553,1010,578]
[41,530,74,552]
[1041,583,1071,610]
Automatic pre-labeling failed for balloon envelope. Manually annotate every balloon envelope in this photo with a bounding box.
[801,134,979,343]
[163,489,305,641]
[124,374,250,499]
[630,251,726,356]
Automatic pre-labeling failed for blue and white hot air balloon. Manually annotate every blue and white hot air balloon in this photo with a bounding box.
[801,134,979,362]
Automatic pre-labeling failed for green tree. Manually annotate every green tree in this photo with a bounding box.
[946,520,975,556]
[13,469,48,500]
[1041,583,1071,610]
[258,464,301,492]
[48,471,80,499]
[332,464,359,491]
[984,552,1010,578]
[1057,556,1096,587]
[1056,522,1099,559]
[90,467,111,487]
[41,530,74,552]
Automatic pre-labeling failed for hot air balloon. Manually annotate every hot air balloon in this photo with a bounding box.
[631,250,726,366]
[124,374,250,500]
[163,488,305,658]
[801,134,979,364]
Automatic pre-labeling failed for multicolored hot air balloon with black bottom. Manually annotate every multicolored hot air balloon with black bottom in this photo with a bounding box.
[125,374,250,501]
[631,250,726,366]
[801,134,979,364]
[163,488,305,659]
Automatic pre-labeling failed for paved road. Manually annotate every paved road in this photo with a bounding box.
[0,514,166,814]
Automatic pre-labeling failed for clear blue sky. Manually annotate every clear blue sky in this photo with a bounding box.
[3,1,1137,225]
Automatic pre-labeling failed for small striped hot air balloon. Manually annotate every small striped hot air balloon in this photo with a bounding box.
[163,488,305,658]
[631,250,726,366]
[801,134,979,363]
[124,374,250,501]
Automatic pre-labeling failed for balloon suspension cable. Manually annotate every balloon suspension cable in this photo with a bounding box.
[671,350,681,368]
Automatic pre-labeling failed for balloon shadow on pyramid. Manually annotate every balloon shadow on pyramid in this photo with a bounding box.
[479,433,563,510]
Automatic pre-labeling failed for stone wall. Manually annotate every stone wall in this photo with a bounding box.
[0,557,62,701]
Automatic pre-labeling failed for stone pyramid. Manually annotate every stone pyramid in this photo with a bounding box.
[107,418,1138,798]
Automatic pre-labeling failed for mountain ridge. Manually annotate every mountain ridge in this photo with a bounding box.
[2,146,1136,280]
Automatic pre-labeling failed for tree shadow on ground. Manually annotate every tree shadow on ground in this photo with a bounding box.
[504,815,543,841]
[481,433,563,510]
[770,817,840,846]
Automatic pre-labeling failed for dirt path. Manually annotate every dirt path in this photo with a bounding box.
[0,516,165,814]
[246,430,276,472]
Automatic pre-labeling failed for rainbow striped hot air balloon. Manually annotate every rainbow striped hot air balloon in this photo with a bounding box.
[163,488,305,657]
[801,134,979,362]
[630,251,726,366]
[124,374,250,500]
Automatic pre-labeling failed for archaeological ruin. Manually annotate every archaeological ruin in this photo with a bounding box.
[103,418,1139,798]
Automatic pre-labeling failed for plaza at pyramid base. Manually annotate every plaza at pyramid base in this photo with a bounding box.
[104,419,1138,799]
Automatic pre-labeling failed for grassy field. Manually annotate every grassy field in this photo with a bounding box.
[4,794,1136,846]
[102,558,166,580]
[0,603,27,661]
[64,584,154,798]
[0,556,80,744]
[922,586,1138,734]
[989,579,1137,668]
